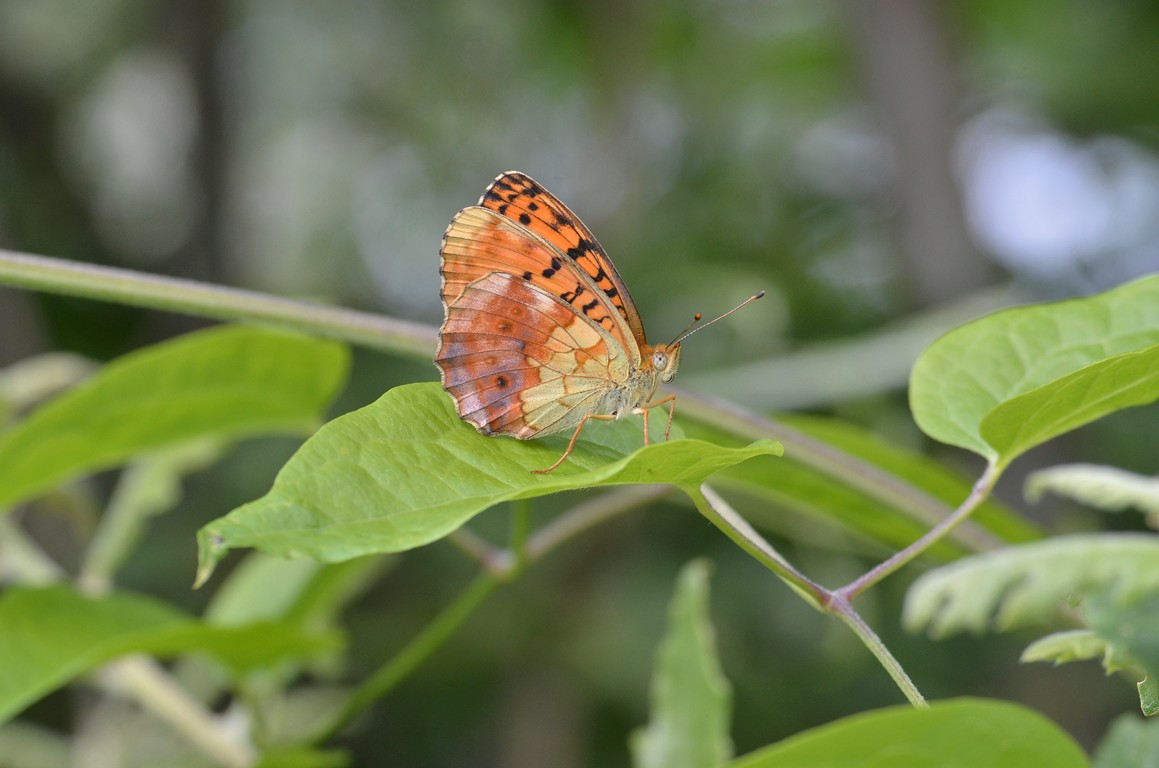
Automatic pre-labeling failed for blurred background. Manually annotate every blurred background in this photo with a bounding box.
[1,0,1158,765]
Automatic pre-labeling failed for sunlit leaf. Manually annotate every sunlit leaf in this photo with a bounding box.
[910,274,1159,464]
[197,383,781,583]
[981,344,1159,465]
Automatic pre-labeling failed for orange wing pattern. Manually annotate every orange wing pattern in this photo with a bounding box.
[477,171,648,347]
[436,272,626,438]
[441,205,639,364]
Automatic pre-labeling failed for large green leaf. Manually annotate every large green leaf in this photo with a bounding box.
[631,560,732,768]
[909,274,1159,465]
[981,343,1159,465]
[197,382,781,583]
[0,586,340,724]
[903,534,1159,637]
[0,326,349,511]
[725,698,1087,767]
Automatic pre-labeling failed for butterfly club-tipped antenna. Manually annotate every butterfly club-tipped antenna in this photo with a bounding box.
[669,290,765,346]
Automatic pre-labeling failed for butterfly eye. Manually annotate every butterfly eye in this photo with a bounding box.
[652,350,668,371]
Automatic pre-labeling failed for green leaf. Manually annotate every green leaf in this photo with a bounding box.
[910,273,1159,464]
[1085,595,1159,717]
[903,534,1159,637]
[1141,680,1159,720]
[0,326,349,511]
[1021,629,1136,674]
[697,414,1038,560]
[981,343,1159,465]
[1026,464,1159,516]
[631,560,732,768]
[1093,713,1159,768]
[196,382,781,582]
[0,586,340,724]
[725,698,1087,768]
[254,748,349,768]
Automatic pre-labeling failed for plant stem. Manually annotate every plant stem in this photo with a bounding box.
[316,572,498,743]
[0,249,435,359]
[677,391,1003,552]
[0,512,259,765]
[0,247,996,565]
[692,484,928,705]
[0,516,65,585]
[689,484,827,606]
[838,462,1001,601]
[827,595,927,707]
[526,485,671,561]
[101,656,256,767]
[322,486,667,738]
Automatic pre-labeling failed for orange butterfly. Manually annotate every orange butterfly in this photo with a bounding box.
[435,171,762,473]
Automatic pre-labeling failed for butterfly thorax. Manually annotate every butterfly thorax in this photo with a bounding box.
[596,342,681,419]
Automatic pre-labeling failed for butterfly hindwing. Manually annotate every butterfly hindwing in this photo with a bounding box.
[477,171,648,348]
[436,272,631,438]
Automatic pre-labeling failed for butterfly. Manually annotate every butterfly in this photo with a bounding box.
[435,171,763,473]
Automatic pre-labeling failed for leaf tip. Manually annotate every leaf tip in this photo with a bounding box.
[194,527,228,589]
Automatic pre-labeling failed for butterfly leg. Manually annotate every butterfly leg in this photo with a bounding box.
[635,395,677,444]
[533,413,618,474]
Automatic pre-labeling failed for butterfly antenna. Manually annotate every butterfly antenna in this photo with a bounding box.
[669,291,765,346]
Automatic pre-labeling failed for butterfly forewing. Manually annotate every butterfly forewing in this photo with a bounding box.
[478,171,648,347]
[441,206,640,365]
[436,272,629,438]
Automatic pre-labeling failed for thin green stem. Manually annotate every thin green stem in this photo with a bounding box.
[827,594,926,707]
[0,518,256,765]
[838,462,1002,602]
[676,390,1003,553]
[689,484,826,606]
[0,248,996,567]
[692,483,927,705]
[100,656,257,767]
[315,572,499,743]
[526,485,671,561]
[321,486,665,740]
[0,249,435,358]
[0,516,65,585]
